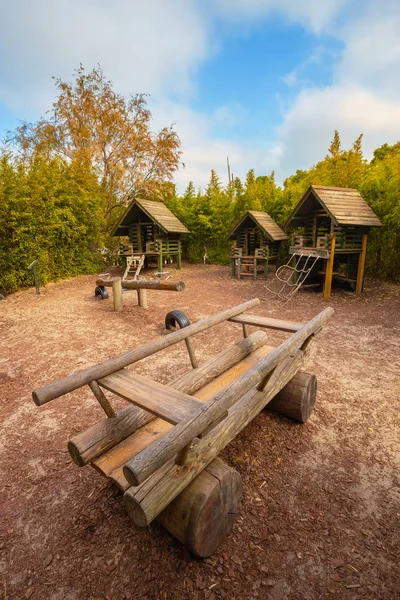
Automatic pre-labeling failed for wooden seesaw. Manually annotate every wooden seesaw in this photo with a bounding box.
[95,277,185,311]
[32,299,334,557]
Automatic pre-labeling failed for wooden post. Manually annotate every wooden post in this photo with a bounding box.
[157,239,163,274]
[323,234,336,301]
[356,233,368,294]
[184,338,199,368]
[137,288,148,308]
[88,381,116,418]
[242,323,249,338]
[177,240,182,269]
[112,278,123,312]
[253,258,257,280]
[263,257,268,279]
[237,257,241,280]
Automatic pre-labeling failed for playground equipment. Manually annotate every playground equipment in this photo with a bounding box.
[226,211,288,280]
[95,277,185,311]
[32,299,333,557]
[113,198,190,275]
[282,185,382,300]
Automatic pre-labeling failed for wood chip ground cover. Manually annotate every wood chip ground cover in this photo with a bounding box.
[0,264,399,599]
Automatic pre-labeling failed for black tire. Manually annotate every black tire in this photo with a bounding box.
[165,309,191,330]
[95,285,109,300]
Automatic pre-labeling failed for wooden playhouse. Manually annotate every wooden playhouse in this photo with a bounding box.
[113,199,189,275]
[285,185,382,299]
[226,210,288,280]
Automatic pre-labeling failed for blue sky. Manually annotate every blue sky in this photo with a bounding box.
[1,0,400,190]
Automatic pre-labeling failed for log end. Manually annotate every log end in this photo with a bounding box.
[267,371,317,423]
[32,390,46,406]
[158,458,242,557]
[67,440,85,467]
[123,488,150,527]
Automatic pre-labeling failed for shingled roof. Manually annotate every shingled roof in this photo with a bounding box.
[226,210,288,242]
[285,186,382,228]
[112,198,190,236]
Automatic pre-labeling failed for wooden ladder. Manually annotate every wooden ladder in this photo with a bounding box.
[123,255,145,280]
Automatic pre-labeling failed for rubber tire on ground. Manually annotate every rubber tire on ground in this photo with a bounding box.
[165,309,191,330]
[94,285,109,300]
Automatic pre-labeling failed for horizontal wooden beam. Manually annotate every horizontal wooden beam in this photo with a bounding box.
[229,314,303,333]
[123,307,334,486]
[32,298,260,406]
[97,278,185,292]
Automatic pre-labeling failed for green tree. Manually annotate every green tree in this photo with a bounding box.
[10,65,182,229]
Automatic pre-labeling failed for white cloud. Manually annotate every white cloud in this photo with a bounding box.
[0,0,208,115]
[275,85,400,179]
[213,0,350,34]
[1,0,400,191]
[271,0,400,181]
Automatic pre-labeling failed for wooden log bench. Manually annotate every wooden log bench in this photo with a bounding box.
[32,299,334,557]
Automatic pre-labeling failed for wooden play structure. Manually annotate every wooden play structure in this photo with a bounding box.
[32,299,334,557]
[226,211,288,280]
[95,277,185,311]
[113,199,189,275]
[265,186,382,301]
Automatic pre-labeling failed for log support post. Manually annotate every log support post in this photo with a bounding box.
[323,234,336,301]
[158,245,163,274]
[242,323,249,338]
[356,233,368,294]
[177,240,182,269]
[137,288,148,308]
[263,257,269,279]
[185,337,199,369]
[88,381,116,418]
[112,278,123,312]
[267,371,317,423]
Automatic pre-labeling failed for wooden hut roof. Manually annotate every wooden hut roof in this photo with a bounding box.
[226,210,288,242]
[112,198,190,236]
[285,186,382,228]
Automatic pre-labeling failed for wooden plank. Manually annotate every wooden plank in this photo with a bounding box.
[32,298,260,406]
[93,419,172,479]
[194,344,273,401]
[171,330,269,395]
[98,371,203,425]
[123,307,334,486]
[229,314,303,332]
[92,343,273,486]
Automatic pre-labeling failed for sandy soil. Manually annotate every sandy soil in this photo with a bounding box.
[0,263,399,600]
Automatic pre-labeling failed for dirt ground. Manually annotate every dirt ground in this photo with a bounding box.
[1,263,399,600]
